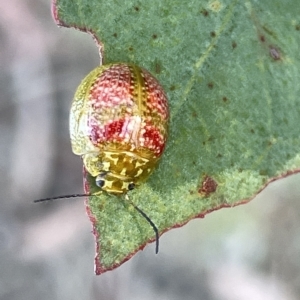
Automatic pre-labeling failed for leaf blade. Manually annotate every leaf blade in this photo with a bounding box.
[54,0,300,274]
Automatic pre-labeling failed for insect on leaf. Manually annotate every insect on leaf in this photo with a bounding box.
[52,0,300,274]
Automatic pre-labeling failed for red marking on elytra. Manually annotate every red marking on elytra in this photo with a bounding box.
[143,125,165,156]
[90,70,132,109]
[90,124,103,145]
[105,119,125,140]
[144,71,169,120]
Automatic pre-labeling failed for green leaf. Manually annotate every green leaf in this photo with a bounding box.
[53,0,300,274]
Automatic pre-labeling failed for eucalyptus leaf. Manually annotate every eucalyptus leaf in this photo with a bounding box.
[53,0,300,274]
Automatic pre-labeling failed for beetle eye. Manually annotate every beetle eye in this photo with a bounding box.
[96,171,109,188]
[96,178,105,188]
[128,182,135,190]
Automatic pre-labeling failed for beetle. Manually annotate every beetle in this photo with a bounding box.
[70,63,169,194]
[35,63,169,253]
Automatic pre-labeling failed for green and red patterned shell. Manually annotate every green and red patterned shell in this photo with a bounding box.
[70,63,169,194]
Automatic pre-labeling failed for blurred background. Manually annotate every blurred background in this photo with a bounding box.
[1,1,300,299]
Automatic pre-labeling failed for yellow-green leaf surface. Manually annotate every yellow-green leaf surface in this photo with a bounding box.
[53,0,300,274]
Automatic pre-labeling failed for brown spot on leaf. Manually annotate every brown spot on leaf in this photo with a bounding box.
[207,82,214,89]
[232,41,237,49]
[152,34,157,39]
[134,6,140,11]
[210,31,216,37]
[216,153,222,158]
[113,33,117,38]
[129,46,134,51]
[170,85,176,91]
[201,9,209,16]
[250,128,255,134]
[198,176,218,196]
[154,61,161,74]
[222,96,228,102]
[269,45,281,60]
[296,24,300,31]
[260,35,265,42]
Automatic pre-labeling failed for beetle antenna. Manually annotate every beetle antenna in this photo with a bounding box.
[125,194,159,254]
[34,193,159,254]
[33,193,90,203]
